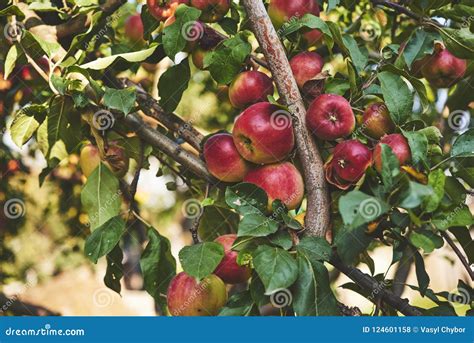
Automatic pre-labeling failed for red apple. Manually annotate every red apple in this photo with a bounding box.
[289,51,324,89]
[324,140,372,190]
[420,45,467,88]
[228,71,274,109]
[167,272,227,316]
[124,14,144,42]
[190,0,230,23]
[306,94,355,140]
[147,0,188,22]
[302,29,323,47]
[203,133,249,182]
[213,234,251,284]
[373,134,411,173]
[362,102,395,139]
[232,102,295,164]
[243,162,304,210]
[191,26,225,69]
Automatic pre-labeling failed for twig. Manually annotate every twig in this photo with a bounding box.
[441,231,474,281]
[154,153,196,191]
[129,141,144,210]
[0,293,60,316]
[242,0,330,237]
[371,0,440,27]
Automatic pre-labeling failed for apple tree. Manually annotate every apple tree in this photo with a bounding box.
[1,0,473,316]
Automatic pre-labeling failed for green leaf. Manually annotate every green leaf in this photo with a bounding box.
[179,242,224,280]
[81,163,121,230]
[268,231,293,250]
[296,236,332,262]
[409,230,444,253]
[324,78,350,95]
[225,183,268,215]
[378,71,413,124]
[47,96,81,156]
[342,34,368,74]
[252,245,298,294]
[104,244,124,294]
[84,216,126,263]
[439,27,474,59]
[140,227,176,310]
[451,129,474,157]
[79,46,159,70]
[0,5,25,19]
[423,169,446,212]
[279,14,333,51]
[292,255,339,316]
[218,291,257,316]
[162,4,201,58]
[412,248,430,296]
[249,274,269,307]
[402,130,429,167]
[198,205,239,241]
[334,225,372,265]
[9,105,47,147]
[380,143,401,189]
[403,29,439,67]
[237,213,279,237]
[28,31,61,58]
[449,227,474,264]
[339,191,389,228]
[104,87,136,115]
[204,32,252,84]
[399,181,434,209]
[158,58,190,113]
[4,44,20,79]
[432,205,474,230]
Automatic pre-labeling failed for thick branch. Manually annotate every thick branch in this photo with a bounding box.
[121,79,204,152]
[242,0,330,237]
[124,113,217,185]
[330,255,423,316]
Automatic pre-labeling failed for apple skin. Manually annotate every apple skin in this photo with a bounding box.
[232,102,295,164]
[192,47,206,69]
[79,144,102,178]
[79,142,129,178]
[420,47,467,88]
[243,162,304,210]
[147,0,188,21]
[362,102,395,139]
[289,51,324,89]
[190,0,230,23]
[167,272,227,316]
[373,134,411,173]
[124,14,144,42]
[213,234,251,284]
[228,71,274,109]
[203,133,249,182]
[324,140,372,190]
[306,94,355,141]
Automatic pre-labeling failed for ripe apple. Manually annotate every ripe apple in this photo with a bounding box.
[124,14,144,42]
[420,45,467,88]
[232,102,295,164]
[167,272,227,316]
[79,144,101,178]
[191,26,225,69]
[373,134,411,173]
[306,94,355,140]
[147,0,188,22]
[190,0,230,23]
[289,51,324,89]
[213,234,251,284]
[228,71,274,109]
[203,133,249,182]
[243,162,304,210]
[362,102,395,139]
[324,140,372,190]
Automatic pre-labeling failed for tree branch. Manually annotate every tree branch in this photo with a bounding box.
[441,231,474,281]
[330,255,423,316]
[0,293,60,316]
[242,0,330,237]
[120,79,204,152]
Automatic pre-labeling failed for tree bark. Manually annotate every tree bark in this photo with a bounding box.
[242,0,330,238]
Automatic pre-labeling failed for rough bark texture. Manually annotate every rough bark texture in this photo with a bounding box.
[242,0,330,237]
